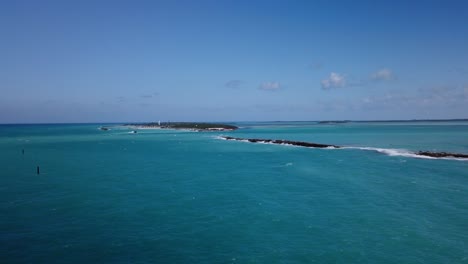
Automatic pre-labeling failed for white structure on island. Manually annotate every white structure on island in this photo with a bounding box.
[158,120,161,126]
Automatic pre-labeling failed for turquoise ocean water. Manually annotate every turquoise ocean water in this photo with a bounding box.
[1,122,467,263]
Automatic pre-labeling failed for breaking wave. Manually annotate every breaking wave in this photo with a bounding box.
[343,147,468,161]
[214,136,468,161]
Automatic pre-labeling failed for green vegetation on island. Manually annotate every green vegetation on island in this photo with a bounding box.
[124,122,238,131]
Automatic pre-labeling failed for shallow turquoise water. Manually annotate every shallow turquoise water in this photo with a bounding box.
[1,122,467,263]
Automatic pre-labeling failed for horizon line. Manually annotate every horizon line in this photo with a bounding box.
[1,118,468,125]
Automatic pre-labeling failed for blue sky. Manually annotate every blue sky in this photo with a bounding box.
[1,0,467,123]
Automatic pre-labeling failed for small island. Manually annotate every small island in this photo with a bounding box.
[124,122,238,132]
[318,120,350,124]
[222,136,340,148]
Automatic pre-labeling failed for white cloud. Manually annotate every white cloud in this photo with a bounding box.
[358,85,468,111]
[259,81,281,91]
[321,72,346,89]
[371,68,396,81]
[310,62,323,70]
[140,92,159,98]
[225,80,243,89]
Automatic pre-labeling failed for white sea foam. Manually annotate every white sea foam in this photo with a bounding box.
[343,146,417,157]
[213,137,468,161]
[343,146,468,161]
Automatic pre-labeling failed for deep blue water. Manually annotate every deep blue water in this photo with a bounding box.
[1,122,467,263]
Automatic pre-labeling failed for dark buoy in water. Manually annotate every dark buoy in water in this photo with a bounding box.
[22,149,24,155]
[37,166,40,175]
